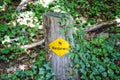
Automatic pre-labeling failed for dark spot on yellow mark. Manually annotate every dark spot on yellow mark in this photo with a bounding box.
[58,41,62,45]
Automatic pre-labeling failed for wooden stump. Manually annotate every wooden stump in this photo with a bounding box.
[43,12,75,80]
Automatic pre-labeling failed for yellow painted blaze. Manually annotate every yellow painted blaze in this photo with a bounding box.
[49,38,70,57]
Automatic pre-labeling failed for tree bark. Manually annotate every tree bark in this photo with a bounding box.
[43,12,76,80]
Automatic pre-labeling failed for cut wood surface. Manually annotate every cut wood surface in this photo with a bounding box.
[43,12,77,80]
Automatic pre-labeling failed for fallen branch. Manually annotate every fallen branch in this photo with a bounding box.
[84,19,120,32]
[16,0,30,11]
[21,39,45,49]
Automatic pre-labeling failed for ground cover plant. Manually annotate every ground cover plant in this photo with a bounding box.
[0,0,120,80]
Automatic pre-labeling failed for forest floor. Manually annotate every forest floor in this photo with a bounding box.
[0,0,45,76]
[0,0,120,79]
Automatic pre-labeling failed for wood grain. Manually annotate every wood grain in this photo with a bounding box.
[43,12,77,80]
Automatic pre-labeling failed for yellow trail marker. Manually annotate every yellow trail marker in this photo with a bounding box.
[49,38,70,57]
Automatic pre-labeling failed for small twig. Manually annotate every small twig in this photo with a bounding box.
[21,39,45,49]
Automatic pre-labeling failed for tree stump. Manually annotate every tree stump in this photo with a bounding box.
[43,12,75,80]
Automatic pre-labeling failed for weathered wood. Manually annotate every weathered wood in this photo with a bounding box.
[43,12,76,80]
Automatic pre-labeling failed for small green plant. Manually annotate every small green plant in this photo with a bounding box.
[34,63,54,80]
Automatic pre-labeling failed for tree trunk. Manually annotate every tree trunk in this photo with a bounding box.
[43,12,76,80]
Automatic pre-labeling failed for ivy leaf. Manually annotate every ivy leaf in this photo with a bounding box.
[39,68,45,74]
[1,47,10,54]
[108,69,114,78]
[96,76,101,80]
[110,63,117,70]
[1,74,9,80]
[43,63,51,70]
[102,72,107,77]
[60,20,66,26]
[98,65,105,72]
[90,74,94,79]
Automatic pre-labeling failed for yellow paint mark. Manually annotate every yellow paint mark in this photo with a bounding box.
[49,38,70,57]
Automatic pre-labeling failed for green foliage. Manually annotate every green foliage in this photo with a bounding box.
[55,2,120,79]
[0,24,39,44]
[1,49,54,80]
[0,23,39,61]
[0,0,12,6]
[0,0,17,22]
[0,46,25,60]
[55,0,120,22]
[34,63,54,80]
[0,7,16,22]
[34,49,46,67]
[0,0,120,79]
[1,61,54,80]
[28,3,47,24]
[69,28,120,79]
[0,1,54,79]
